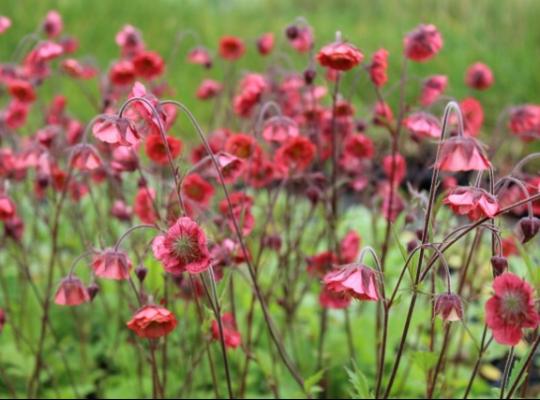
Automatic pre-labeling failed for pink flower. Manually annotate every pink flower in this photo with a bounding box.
[403,112,441,140]
[127,305,177,339]
[134,186,157,224]
[323,264,379,301]
[92,249,133,280]
[256,33,275,55]
[196,79,223,100]
[116,25,144,56]
[0,16,12,34]
[485,273,540,346]
[54,276,90,306]
[182,173,215,207]
[133,51,165,80]
[340,230,361,264]
[70,144,102,171]
[436,136,491,172]
[421,75,448,106]
[319,286,351,309]
[382,153,407,186]
[0,193,16,221]
[459,97,484,136]
[373,101,394,126]
[92,116,139,146]
[152,217,211,275]
[42,10,63,38]
[287,26,313,53]
[404,24,443,62]
[187,47,212,68]
[465,62,494,90]
[369,48,389,87]
[262,116,299,143]
[444,186,499,220]
[508,105,540,142]
[317,41,364,71]
[211,312,241,349]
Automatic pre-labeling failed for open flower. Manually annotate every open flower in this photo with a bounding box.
[145,134,183,165]
[54,276,90,306]
[275,136,316,173]
[436,136,491,172]
[404,24,443,62]
[323,264,379,301]
[444,186,499,220]
[319,286,351,309]
[133,51,164,80]
[152,217,211,274]
[316,41,364,71]
[219,36,245,60]
[211,312,242,349]
[92,249,133,280]
[182,173,215,207]
[485,273,540,346]
[127,305,177,339]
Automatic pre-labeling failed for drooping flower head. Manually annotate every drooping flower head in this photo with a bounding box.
[404,24,443,62]
[92,249,133,280]
[152,217,211,274]
[369,48,389,87]
[444,186,499,221]
[127,304,178,339]
[323,263,379,301]
[256,33,275,56]
[420,75,448,106]
[403,112,441,140]
[507,104,540,142]
[485,273,540,346]
[54,276,90,306]
[436,136,491,172]
[434,293,464,322]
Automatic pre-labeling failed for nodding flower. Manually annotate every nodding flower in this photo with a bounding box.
[403,23,443,62]
[323,263,380,302]
[435,136,491,172]
[54,275,90,306]
[127,304,177,339]
[465,62,494,90]
[317,39,364,71]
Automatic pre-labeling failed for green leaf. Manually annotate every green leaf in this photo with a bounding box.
[304,369,325,394]
[345,361,372,399]
[411,350,438,373]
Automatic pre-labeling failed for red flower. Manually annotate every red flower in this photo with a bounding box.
[383,153,407,186]
[133,51,165,80]
[508,105,540,142]
[54,276,90,306]
[219,36,245,61]
[92,249,133,280]
[61,59,97,79]
[444,186,499,220]
[111,200,132,222]
[403,112,441,140]
[116,25,144,56]
[275,136,316,173]
[4,100,30,129]
[70,144,102,171]
[145,134,183,165]
[206,152,245,184]
[152,217,211,274]
[369,48,389,87]
[262,116,299,143]
[436,136,491,172]
[287,26,313,53]
[307,251,337,278]
[211,312,241,349]
[404,24,443,62]
[182,174,215,207]
[0,193,16,221]
[459,97,484,136]
[225,133,260,160]
[343,134,375,160]
[465,62,494,90]
[319,286,351,309]
[317,41,364,71]
[109,60,136,86]
[134,186,157,224]
[127,305,178,339]
[373,101,394,126]
[485,273,540,346]
[7,79,36,103]
[219,192,254,236]
[323,264,379,301]
[434,294,463,322]
[421,75,448,106]
[196,79,223,100]
[256,33,275,55]
[187,47,212,68]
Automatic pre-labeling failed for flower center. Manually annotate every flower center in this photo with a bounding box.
[173,235,199,263]
[501,291,526,320]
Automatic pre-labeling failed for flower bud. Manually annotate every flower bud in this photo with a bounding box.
[407,239,419,254]
[490,256,508,277]
[135,265,148,282]
[87,283,100,300]
[303,68,316,85]
[285,25,299,40]
[515,217,540,244]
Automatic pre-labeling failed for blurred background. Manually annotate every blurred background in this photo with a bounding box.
[2,0,540,124]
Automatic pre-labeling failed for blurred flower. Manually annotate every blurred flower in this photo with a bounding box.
[133,51,165,80]
[465,62,494,90]
[134,186,157,224]
[368,48,389,87]
[145,134,183,165]
[54,276,90,306]
[317,41,364,71]
[92,249,133,280]
[256,32,274,55]
[421,75,448,106]
[404,24,443,62]
[219,36,245,60]
[211,312,241,349]
[196,79,223,100]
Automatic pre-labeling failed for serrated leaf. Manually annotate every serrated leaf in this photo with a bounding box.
[345,361,372,399]
[304,369,325,394]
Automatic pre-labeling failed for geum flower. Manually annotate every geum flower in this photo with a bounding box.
[54,275,90,306]
[485,273,540,346]
[127,305,177,339]
[436,136,491,172]
[316,41,364,71]
[92,249,133,280]
[152,217,211,275]
[444,186,499,220]
[403,112,441,140]
[211,312,242,349]
[323,263,379,301]
[404,23,443,62]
